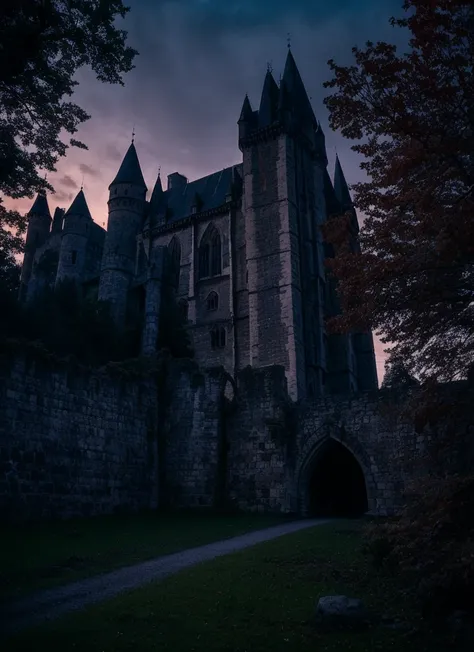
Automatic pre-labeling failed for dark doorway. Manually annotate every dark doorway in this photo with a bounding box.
[308,439,368,517]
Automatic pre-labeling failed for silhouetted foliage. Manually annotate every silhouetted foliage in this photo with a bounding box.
[323,0,474,383]
[381,356,419,390]
[0,0,137,268]
[365,473,474,624]
[1,281,141,365]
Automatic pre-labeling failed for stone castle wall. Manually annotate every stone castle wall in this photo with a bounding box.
[1,351,472,522]
[0,351,159,521]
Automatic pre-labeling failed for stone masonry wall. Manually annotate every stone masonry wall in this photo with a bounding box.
[159,360,224,509]
[226,366,474,516]
[0,351,158,522]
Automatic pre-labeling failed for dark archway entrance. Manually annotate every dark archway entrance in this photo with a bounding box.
[308,439,368,517]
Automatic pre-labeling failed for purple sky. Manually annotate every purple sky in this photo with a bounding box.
[12,0,407,381]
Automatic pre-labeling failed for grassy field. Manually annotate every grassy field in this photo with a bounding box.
[4,521,452,652]
[0,510,292,600]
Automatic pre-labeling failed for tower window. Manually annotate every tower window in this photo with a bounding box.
[198,223,222,279]
[210,325,226,349]
[71,250,77,264]
[206,291,219,311]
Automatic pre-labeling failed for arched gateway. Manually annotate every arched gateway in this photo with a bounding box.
[297,437,373,517]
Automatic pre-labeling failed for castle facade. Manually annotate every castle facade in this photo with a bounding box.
[19,49,378,400]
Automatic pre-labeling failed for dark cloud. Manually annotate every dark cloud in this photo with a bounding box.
[105,144,123,162]
[78,162,99,177]
[59,174,78,189]
[53,190,74,204]
[75,0,405,178]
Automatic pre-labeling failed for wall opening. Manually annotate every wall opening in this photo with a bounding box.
[307,439,368,517]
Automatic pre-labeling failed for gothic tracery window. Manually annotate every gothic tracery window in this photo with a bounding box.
[198,223,221,279]
[206,291,218,311]
[210,325,226,349]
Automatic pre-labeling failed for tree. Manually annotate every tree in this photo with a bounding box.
[380,356,419,390]
[0,0,138,271]
[323,0,474,383]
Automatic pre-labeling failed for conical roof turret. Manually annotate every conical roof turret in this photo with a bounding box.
[65,189,92,219]
[150,171,164,208]
[109,142,147,190]
[334,155,353,209]
[28,191,51,218]
[258,70,280,128]
[281,49,317,127]
[238,94,254,124]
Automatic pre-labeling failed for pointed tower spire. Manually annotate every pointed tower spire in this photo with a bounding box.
[150,169,164,208]
[334,155,353,209]
[238,94,253,123]
[109,142,147,190]
[28,191,51,218]
[258,70,280,128]
[238,94,256,147]
[65,189,92,219]
[281,49,317,128]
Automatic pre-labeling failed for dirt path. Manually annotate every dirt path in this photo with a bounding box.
[0,518,328,637]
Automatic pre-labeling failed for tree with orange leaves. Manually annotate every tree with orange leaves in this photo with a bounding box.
[323,0,474,383]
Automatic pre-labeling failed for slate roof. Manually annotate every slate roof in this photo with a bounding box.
[150,164,242,225]
[65,189,92,219]
[29,192,51,218]
[110,142,147,190]
[90,221,106,246]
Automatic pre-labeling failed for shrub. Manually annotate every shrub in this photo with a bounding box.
[364,473,474,622]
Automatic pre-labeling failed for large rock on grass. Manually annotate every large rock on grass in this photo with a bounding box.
[315,595,371,630]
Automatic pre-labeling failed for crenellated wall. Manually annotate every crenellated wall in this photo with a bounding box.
[1,350,472,523]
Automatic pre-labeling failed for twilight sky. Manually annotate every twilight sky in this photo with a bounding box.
[13,0,408,381]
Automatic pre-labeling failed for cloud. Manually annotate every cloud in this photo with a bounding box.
[79,162,99,177]
[53,190,74,204]
[59,174,78,189]
[105,144,123,162]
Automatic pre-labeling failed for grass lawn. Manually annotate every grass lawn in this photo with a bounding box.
[0,510,292,600]
[4,521,451,652]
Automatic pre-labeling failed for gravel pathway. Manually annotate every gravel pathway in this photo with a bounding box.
[0,518,328,637]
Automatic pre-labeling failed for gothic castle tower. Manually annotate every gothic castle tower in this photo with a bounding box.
[19,191,52,302]
[19,48,378,398]
[56,189,93,286]
[98,142,147,324]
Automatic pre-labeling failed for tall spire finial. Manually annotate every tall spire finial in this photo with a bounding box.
[80,174,84,191]
[287,32,291,49]
[267,60,273,73]
[158,165,161,178]
[131,124,135,143]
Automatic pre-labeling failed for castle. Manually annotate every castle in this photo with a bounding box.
[19,49,378,400]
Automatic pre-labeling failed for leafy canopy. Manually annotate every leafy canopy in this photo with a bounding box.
[323,0,474,383]
[0,0,137,283]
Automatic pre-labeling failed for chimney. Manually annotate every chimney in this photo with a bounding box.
[167,172,188,191]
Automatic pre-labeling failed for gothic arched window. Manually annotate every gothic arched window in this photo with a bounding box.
[206,291,218,311]
[167,236,181,290]
[210,325,226,349]
[199,223,221,279]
